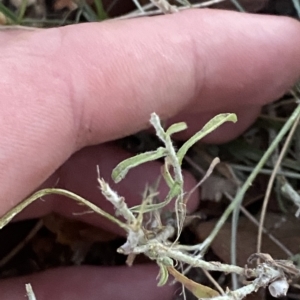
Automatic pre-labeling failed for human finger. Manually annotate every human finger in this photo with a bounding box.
[0,265,173,300]
[1,9,299,224]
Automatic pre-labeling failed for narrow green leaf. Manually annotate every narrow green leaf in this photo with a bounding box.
[112,147,167,183]
[157,263,169,286]
[94,0,108,20]
[291,0,300,18]
[161,163,174,188]
[0,2,18,24]
[81,1,99,22]
[166,122,187,136]
[17,0,28,23]
[130,182,181,213]
[177,113,237,164]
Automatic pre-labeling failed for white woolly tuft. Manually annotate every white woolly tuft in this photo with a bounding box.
[268,278,289,298]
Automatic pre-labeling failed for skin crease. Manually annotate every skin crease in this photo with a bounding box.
[0,8,299,299]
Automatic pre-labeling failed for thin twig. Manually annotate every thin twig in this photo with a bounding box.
[257,111,300,255]
[131,0,145,13]
[230,164,300,180]
[115,0,226,20]
[201,103,300,254]
[180,104,300,278]
[231,186,240,289]
[0,188,128,231]
[203,268,225,295]
[0,219,43,268]
[229,0,245,12]
[225,193,293,257]
[184,157,220,204]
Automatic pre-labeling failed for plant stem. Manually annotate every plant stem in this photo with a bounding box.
[201,103,300,253]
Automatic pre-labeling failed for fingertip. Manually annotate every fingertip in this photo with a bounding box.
[63,9,300,148]
[186,9,300,111]
[0,265,174,300]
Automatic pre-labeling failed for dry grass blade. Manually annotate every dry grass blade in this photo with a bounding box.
[0,219,43,268]
[0,188,128,231]
[257,110,300,256]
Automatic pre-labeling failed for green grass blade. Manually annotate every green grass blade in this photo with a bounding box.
[291,0,300,18]
[166,122,187,136]
[17,0,28,23]
[0,2,18,24]
[112,147,167,183]
[177,113,237,164]
[81,1,99,22]
[94,0,108,20]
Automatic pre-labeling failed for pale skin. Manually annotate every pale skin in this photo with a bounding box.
[0,8,299,300]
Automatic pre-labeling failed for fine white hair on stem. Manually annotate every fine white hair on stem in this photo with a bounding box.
[97,166,136,224]
[0,112,298,300]
[25,284,36,300]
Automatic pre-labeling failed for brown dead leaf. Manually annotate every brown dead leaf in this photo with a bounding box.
[43,213,119,264]
[167,266,220,298]
[43,213,118,246]
[193,212,300,266]
[201,175,237,202]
